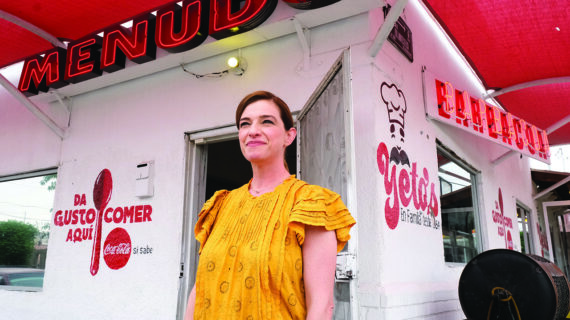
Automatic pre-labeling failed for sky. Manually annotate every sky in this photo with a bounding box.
[0,176,55,230]
[530,144,570,173]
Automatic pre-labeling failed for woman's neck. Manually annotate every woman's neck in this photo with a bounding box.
[249,162,291,195]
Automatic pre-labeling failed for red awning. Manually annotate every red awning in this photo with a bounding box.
[422,0,570,146]
[0,0,173,68]
[1,1,568,145]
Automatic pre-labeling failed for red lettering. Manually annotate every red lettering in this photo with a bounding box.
[471,99,487,133]
[18,47,68,96]
[435,80,454,119]
[79,209,86,224]
[410,163,420,209]
[135,205,144,223]
[539,130,550,158]
[71,209,79,224]
[455,90,472,126]
[209,0,277,39]
[418,168,429,211]
[525,124,537,155]
[64,210,72,225]
[485,104,500,138]
[65,36,103,83]
[512,118,525,150]
[377,142,399,230]
[156,0,208,53]
[74,194,81,206]
[113,207,124,223]
[54,210,63,226]
[124,206,134,223]
[500,112,514,145]
[143,205,153,222]
[104,207,114,223]
[428,183,438,217]
[398,169,411,207]
[101,14,156,72]
[86,208,96,224]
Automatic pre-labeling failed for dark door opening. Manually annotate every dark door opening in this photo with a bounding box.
[205,138,297,198]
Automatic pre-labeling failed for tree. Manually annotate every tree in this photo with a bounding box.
[0,220,38,266]
[39,174,57,191]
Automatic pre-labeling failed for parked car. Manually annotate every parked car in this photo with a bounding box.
[0,267,44,287]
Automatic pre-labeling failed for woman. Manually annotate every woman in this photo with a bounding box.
[185,91,355,319]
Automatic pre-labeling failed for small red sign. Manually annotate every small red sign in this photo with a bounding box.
[103,227,132,270]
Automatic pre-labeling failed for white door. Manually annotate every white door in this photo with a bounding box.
[297,49,357,320]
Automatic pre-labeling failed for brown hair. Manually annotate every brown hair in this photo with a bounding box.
[235,91,295,171]
[235,91,294,130]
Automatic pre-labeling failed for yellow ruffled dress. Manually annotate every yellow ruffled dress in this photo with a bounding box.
[194,175,355,320]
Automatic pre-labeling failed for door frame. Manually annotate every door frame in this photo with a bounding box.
[176,124,238,319]
[543,200,570,262]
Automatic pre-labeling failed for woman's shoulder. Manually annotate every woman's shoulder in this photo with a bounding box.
[291,179,341,202]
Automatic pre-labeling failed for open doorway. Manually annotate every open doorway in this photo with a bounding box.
[205,138,296,199]
[177,50,355,320]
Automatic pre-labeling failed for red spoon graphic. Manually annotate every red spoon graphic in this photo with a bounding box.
[90,169,113,276]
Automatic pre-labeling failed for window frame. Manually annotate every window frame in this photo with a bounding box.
[436,144,483,265]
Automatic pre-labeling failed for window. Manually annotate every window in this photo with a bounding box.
[517,203,533,254]
[0,169,57,289]
[437,146,480,263]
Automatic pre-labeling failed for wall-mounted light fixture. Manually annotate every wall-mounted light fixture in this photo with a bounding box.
[226,56,247,76]
[181,53,247,78]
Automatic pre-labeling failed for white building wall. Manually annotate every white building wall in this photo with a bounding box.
[0,11,370,320]
[349,2,538,319]
[0,1,539,319]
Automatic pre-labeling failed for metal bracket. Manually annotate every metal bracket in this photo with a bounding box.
[292,17,310,72]
[335,252,357,281]
[51,91,73,127]
[368,0,409,57]
[0,73,66,139]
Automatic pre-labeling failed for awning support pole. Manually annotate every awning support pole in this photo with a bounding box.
[491,150,519,166]
[292,17,310,72]
[0,74,66,139]
[485,76,570,99]
[368,0,409,58]
[545,114,570,134]
[0,10,66,48]
[533,175,570,200]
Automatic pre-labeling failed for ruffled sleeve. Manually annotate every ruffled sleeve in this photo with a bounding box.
[194,190,229,254]
[288,185,356,252]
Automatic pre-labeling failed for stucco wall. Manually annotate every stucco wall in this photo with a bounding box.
[0,1,539,319]
[348,2,538,319]
[0,11,370,320]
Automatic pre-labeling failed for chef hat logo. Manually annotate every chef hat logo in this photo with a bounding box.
[380,82,407,141]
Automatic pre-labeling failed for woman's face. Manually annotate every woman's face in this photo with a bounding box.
[238,99,296,166]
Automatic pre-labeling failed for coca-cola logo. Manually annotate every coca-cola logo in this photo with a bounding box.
[103,227,132,270]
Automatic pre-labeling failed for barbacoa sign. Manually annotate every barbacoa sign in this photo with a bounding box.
[18,0,338,96]
[426,78,550,163]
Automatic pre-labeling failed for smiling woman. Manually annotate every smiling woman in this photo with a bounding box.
[184,91,356,320]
